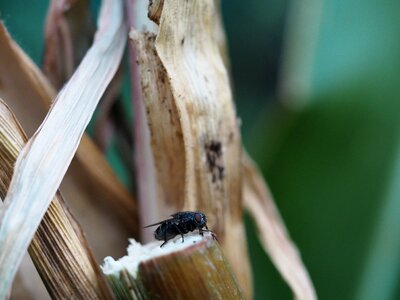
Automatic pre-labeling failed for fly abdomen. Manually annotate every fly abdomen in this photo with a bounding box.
[154,221,179,241]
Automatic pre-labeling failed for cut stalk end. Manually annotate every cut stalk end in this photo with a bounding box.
[102,234,244,300]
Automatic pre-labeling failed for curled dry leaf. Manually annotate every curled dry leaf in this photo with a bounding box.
[243,153,317,300]
[130,0,251,297]
[0,0,126,297]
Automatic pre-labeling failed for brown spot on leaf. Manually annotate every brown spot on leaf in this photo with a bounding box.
[205,140,224,183]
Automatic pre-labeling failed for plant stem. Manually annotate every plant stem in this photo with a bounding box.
[104,236,244,300]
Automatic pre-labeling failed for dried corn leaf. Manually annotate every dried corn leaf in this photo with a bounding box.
[155,0,243,223]
[243,153,317,300]
[44,0,130,153]
[0,99,111,299]
[0,0,126,297]
[0,104,26,198]
[130,0,252,297]
[155,1,251,294]
[0,20,137,234]
[43,0,93,89]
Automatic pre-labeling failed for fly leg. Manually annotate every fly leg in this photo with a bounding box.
[199,228,204,236]
[160,230,168,247]
[172,224,185,243]
[202,226,218,241]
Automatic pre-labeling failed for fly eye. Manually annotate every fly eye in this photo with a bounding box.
[194,213,202,223]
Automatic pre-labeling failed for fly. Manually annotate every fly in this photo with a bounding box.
[144,211,217,247]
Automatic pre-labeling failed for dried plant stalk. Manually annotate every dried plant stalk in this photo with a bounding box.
[0,0,126,297]
[243,153,317,300]
[0,100,111,299]
[154,0,243,237]
[103,236,244,300]
[131,1,316,299]
[131,0,252,296]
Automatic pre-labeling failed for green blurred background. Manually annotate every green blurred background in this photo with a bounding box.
[2,0,400,299]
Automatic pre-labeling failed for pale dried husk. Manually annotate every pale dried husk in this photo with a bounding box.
[0,0,127,297]
[0,19,137,236]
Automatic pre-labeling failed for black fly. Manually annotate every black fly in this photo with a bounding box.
[144,211,217,247]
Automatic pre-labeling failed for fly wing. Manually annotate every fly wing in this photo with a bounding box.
[143,218,175,228]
